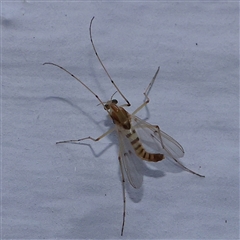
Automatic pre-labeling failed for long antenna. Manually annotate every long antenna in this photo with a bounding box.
[89,17,130,106]
[43,62,105,109]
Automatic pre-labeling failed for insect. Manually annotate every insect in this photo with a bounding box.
[44,17,205,236]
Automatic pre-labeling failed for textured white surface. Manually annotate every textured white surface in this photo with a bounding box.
[2,2,239,239]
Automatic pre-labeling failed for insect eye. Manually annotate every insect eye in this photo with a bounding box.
[104,104,109,109]
[112,99,118,104]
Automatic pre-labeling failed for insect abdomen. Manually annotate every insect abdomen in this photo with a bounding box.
[126,129,164,162]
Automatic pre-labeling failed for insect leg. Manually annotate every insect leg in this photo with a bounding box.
[155,126,205,177]
[118,144,127,236]
[132,67,160,116]
[139,123,205,178]
[56,127,115,144]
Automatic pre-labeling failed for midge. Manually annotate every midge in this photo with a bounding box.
[44,17,205,236]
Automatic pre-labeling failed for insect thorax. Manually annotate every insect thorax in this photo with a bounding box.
[107,103,131,130]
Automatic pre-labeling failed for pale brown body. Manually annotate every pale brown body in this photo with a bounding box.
[106,100,164,162]
[44,16,204,237]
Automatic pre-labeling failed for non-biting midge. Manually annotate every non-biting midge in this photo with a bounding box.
[44,16,205,236]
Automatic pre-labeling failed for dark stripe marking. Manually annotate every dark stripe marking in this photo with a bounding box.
[138,147,144,155]
[126,133,131,138]
[131,137,139,145]
[135,144,141,151]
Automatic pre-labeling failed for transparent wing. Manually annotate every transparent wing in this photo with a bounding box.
[131,116,184,159]
[117,127,144,189]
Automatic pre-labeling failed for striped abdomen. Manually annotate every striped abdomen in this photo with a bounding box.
[125,128,164,162]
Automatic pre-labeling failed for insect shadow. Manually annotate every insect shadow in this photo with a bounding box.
[46,95,165,204]
[44,16,204,236]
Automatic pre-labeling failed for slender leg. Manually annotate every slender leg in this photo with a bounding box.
[154,125,204,177]
[118,154,126,236]
[56,127,115,144]
[135,122,205,178]
[132,67,160,116]
[131,67,204,178]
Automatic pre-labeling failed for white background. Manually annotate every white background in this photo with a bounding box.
[2,2,239,239]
